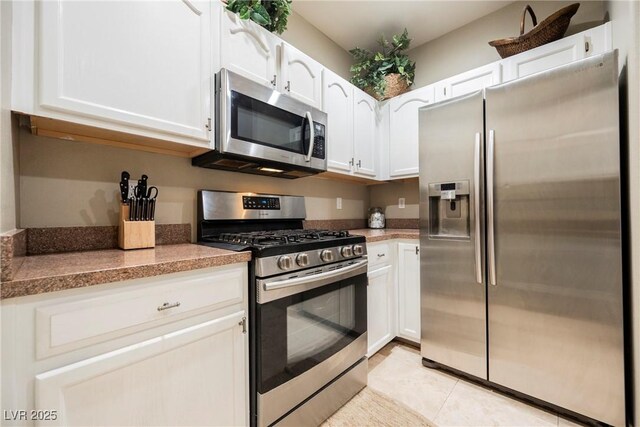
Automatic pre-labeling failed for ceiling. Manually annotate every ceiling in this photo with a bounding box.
[293,1,514,52]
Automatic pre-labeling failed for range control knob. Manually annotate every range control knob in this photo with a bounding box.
[277,255,293,270]
[320,249,335,263]
[353,244,364,256]
[341,246,354,258]
[296,253,310,267]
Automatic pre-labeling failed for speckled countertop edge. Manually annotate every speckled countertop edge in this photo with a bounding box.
[1,244,251,300]
[349,229,420,242]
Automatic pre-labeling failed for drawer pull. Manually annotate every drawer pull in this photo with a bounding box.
[377,253,385,258]
[157,302,181,312]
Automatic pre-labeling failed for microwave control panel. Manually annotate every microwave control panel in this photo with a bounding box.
[311,123,326,160]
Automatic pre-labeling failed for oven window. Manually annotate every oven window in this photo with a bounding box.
[257,274,367,394]
[231,91,309,154]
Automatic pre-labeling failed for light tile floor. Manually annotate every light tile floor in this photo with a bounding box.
[367,342,585,427]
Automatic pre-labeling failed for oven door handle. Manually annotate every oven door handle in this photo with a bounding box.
[258,260,367,303]
[263,260,367,291]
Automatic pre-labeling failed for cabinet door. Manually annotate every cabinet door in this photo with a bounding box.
[397,243,421,344]
[36,311,248,427]
[502,24,610,82]
[353,89,377,178]
[280,44,324,109]
[388,86,434,178]
[367,265,395,356]
[38,0,212,145]
[323,70,354,174]
[220,8,278,88]
[434,62,502,102]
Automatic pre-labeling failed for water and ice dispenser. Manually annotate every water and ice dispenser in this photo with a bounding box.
[428,181,470,239]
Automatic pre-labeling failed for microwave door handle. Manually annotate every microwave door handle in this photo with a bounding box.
[304,111,315,162]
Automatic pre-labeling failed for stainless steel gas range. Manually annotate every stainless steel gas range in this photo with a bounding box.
[197,190,368,427]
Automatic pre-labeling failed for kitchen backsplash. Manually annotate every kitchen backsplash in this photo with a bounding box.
[369,180,420,220]
[19,130,370,239]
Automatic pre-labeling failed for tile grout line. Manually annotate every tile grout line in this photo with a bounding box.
[432,376,459,423]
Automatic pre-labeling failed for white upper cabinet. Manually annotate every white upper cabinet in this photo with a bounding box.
[352,89,378,177]
[220,8,279,89]
[502,22,612,82]
[376,101,391,181]
[388,85,435,178]
[35,0,212,146]
[434,62,502,102]
[280,44,324,109]
[323,70,354,174]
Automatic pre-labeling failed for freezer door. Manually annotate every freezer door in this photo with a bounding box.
[419,90,486,379]
[485,51,625,426]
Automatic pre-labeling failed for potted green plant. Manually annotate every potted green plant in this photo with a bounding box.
[225,0,292,35]
[350,29,416,101]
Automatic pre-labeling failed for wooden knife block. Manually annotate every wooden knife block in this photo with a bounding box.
[118,204,155,250]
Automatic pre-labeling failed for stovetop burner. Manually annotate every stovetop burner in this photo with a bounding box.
[202,229,352,248]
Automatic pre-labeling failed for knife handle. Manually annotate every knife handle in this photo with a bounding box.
[129,198,134,221]
[150,199,156,221]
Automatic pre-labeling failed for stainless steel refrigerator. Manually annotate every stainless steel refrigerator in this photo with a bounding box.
[419,50,625,426]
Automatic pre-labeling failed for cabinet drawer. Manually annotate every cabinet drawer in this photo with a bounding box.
[35,266,245,359]
[367,243,391,270]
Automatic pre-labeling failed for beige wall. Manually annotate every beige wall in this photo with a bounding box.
[604,1,640,423]
[19,132,369,238]
[409,1,606,88]
[0,0,19,234]
[280,11,352,80]
[372,0,608,218]
[369,180,419,219]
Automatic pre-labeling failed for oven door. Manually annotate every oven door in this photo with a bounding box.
[218,69,327,172]
[255,259,367,427]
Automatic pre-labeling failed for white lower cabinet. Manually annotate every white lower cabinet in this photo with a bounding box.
[1,265,249,427]
[36,311,247,427]
[367,265,396,357]
[366,239,421,356]
[397,242,421,344]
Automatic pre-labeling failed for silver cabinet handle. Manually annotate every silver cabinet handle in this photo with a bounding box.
[487,129,497,286]
[157,302,181,311]
[304,111,315,162]
[474,131,482,284]
[377,253,385,258]
[357,160,362,168]
[270,74,277,87]
[285,80,291,91]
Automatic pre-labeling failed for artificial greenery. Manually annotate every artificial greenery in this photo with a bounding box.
[226,0,292,35]
[349,29,416,98]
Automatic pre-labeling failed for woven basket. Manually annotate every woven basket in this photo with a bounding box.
[489,3,580,59]
[366,74,410,101]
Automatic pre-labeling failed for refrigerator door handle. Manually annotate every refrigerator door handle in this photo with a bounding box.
[487,129,497,286]
[474,132,482,284]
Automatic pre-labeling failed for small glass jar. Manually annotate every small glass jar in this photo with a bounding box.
[368,207,386,229]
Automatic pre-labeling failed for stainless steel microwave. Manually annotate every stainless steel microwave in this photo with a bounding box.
[192,69,327,179]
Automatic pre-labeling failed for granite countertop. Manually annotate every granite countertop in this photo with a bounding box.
[1,244,251,300]
[349,229,419,243]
